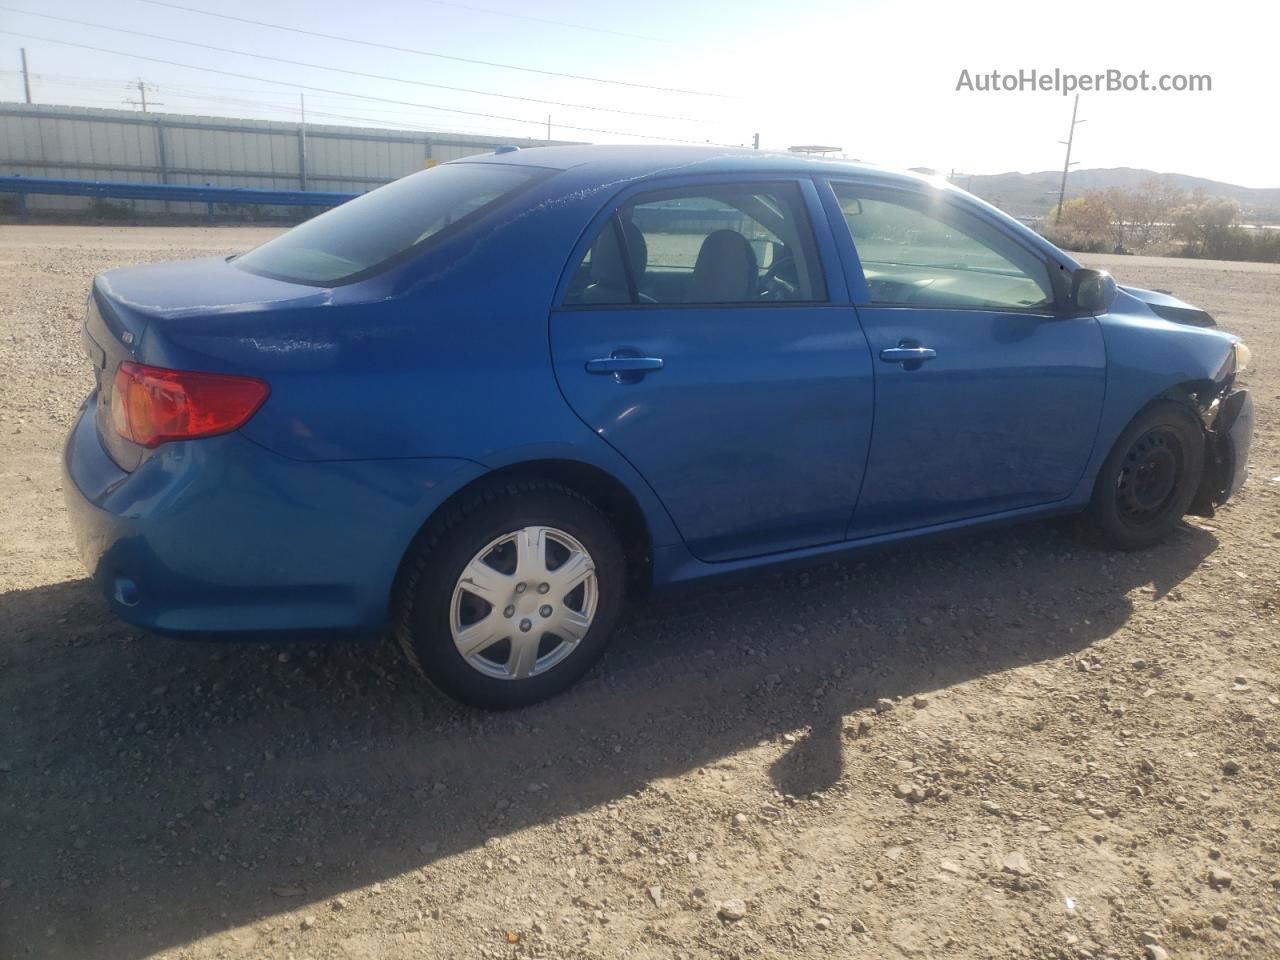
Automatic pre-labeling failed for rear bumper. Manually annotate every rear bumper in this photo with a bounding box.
[63,394,485,636]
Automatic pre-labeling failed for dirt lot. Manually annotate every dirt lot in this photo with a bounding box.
[1,226,1277,960]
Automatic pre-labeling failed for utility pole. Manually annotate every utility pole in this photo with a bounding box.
[19,47,31,103]
[125,78,162,113]
[298,93,308,191]
[1054,94,1086,224]
[752,132,760,150]
[546,114,551,141]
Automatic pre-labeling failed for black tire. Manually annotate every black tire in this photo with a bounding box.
[393,478,625,709]
[1084,400,1205,551]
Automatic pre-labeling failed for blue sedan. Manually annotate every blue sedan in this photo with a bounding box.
[64,146,1254,707]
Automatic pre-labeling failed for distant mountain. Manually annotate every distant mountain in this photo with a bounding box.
[955,167,1280,223]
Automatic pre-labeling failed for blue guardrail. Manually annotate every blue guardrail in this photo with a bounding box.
[0,175,359,219]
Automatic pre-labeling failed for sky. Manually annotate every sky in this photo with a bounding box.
[1,0,1277,187]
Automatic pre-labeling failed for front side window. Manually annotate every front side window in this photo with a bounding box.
[235,162,547,285]
[831,184,1054,311]
[565,181,827,306]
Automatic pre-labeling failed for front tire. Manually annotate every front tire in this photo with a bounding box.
[394,479,625,709]
[1084,400,1205,551]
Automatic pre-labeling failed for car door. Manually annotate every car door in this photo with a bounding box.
[823,180,1107,537]
[550,176,874,563]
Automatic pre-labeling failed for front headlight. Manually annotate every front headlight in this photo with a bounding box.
[1233,341,1251,374]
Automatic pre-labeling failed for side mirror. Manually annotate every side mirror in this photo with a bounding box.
[1071,268,1117,313]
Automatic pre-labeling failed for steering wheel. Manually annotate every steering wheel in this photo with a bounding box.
[758,254,798,301]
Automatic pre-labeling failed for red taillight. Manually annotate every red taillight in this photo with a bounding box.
[110,362,269,448]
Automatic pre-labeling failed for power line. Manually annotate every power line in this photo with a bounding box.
[2,69,399,107]
[163,92,541,138]
[131,0,731,98]
[0,30,734,144]
[414,0,673,43]
[0,69,547,136]
[0,7,699,121]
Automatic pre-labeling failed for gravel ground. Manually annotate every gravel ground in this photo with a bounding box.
[1,225,1277,960]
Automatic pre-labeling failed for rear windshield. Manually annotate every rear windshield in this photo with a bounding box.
[234,162,547,285]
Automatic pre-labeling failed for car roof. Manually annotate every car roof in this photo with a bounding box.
[452,144,940,190]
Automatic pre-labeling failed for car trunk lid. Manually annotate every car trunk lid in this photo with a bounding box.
[84,256,331,471]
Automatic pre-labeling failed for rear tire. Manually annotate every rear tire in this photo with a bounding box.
[1084,400,1205,551]
[394,478,625,709]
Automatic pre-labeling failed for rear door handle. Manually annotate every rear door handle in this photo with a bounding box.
[585,354,664,383]
[879,345,937,365]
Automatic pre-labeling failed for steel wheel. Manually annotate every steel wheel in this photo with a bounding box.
[1115,426,1183,527]
[449,525,598,681]
[1084,400,1204,552]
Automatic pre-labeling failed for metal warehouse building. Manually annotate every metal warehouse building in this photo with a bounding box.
[0,101,578,214]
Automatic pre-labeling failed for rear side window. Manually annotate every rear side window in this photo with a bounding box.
[235,162,546,285]
[565,181,827,306]
[830,183,1054,311]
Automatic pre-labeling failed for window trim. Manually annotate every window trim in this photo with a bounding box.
[556,175,841,311]
[611,215,641,305]
[820,178,1069,316]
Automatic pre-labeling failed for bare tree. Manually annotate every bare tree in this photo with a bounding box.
[1101,187,1133,250]
[1129,177,1185,249]
[1173,194,1240,257]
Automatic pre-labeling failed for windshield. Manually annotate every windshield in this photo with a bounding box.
[234,162,546,285]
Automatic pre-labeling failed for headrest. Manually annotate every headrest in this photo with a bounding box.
[689,230,757,302]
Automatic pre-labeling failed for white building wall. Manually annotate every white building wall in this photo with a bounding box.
[0,102,575,215]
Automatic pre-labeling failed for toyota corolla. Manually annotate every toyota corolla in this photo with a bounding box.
[64,145,1253,707]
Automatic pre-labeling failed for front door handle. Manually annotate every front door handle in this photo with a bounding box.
[585,356,665,374]
[585,353,664,383]
[879,344,937,368]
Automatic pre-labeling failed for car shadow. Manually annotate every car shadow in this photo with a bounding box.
[0,519,1217,959]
